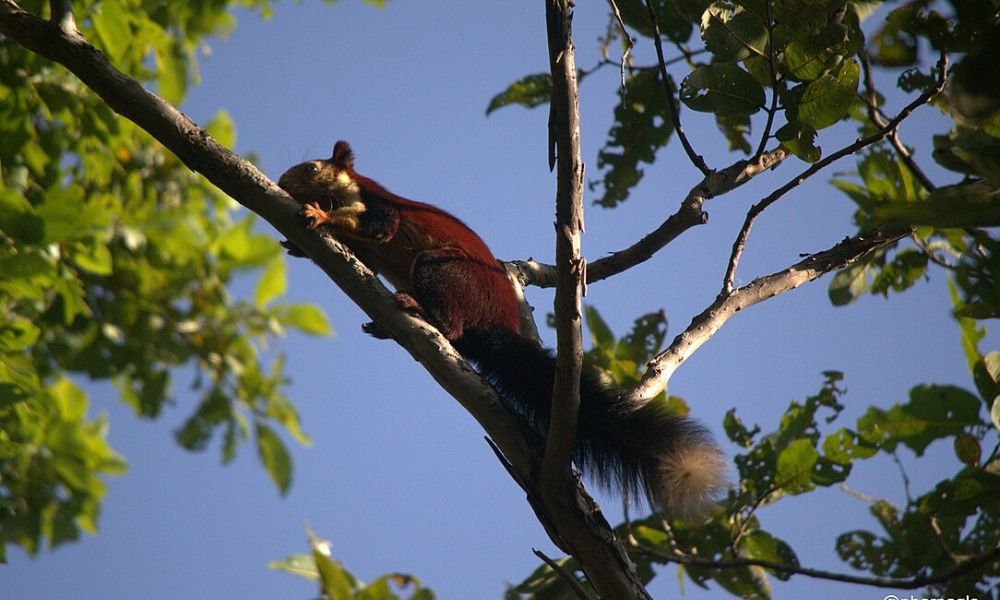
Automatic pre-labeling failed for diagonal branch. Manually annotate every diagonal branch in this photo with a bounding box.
[0,3,647,598]
[624,222,912,405]
[509,147,787,289]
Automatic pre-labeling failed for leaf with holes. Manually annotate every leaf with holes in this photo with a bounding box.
[680,63,765,116]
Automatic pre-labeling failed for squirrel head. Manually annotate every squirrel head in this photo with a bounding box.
[278,140,361,208]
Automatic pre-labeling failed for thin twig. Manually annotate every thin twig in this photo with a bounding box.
[636,544,1000,590]
[533,549,593,600]
[729,482,783,552]
[642,0,711,176]
[860,49,938,192]
[890,450,913,504]
[752,0,779,160]
[928,515,961,565]
[607,0,634,91]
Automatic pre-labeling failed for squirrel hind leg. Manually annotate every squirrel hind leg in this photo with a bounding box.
[408,248,481,341]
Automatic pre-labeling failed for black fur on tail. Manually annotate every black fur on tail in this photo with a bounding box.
[456,328,725,517]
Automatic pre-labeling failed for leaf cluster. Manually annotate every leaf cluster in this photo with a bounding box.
[270,528,436,600]
[1,0,331,560]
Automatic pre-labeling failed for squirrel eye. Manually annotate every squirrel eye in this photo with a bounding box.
[306,163,320,173]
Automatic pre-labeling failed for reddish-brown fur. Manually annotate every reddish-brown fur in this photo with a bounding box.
[278,142,521,340]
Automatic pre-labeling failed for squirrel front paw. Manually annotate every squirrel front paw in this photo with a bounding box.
[300,203,328,230]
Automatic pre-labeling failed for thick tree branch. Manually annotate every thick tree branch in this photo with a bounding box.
[542,3,654,598]
[0,2,649,597]
[543,0,585,505]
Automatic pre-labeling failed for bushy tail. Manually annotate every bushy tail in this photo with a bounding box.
[456,328,726,517]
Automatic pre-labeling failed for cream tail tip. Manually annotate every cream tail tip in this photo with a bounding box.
[659,444,728,519]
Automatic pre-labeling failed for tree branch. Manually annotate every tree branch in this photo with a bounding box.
[509,147,787,288]
[625,222,912,405]
[860,49,938,192]
[543,0,585,500]
[637,543,1000,590]
[752,0,779,161]
[541,3,655,598]
[721,51,948,295]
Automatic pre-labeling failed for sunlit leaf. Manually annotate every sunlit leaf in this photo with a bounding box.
[255,256,287,308]
[485,73,551,115]
[256,422,292,495]
[794,58,859,130]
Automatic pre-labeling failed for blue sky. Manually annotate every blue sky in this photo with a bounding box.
[3,1,987,598]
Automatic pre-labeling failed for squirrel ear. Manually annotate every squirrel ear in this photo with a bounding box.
[331,140,355,169]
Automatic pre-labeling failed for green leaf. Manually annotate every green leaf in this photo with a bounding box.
[485,73,551,115]
[276,304,333,336]
[823,428,878,463]
[0,190,44,244]
[776,438,818,492]
[593,68,675,207]
[0,317,41,352]
[867,6,918,67]
[775,121,820,162]
[857,384,982,456]
[37,184,110,243]
[156,44,188,105]
[204,110,237,149]
[256,422,292,495]
[793,58,860,131]
[991,395,1000,433]
[716,112,752,153]
[584,305,615,349]
[828,257,872,306]
[680,63,765,117]
[784,21,857,82]
[870,249,928,297]
[953,432,981,466]
[92,0,131,63]
[255,256,287,309]
[610,0,695,42]
[724,408,760,448]
[746,530,799,581]
[700,1,768,63]
[214,213,280,267]
[870,181,1000,228]
[72,237,114,276]
[268,553,319,580]
[309,531,356,599]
